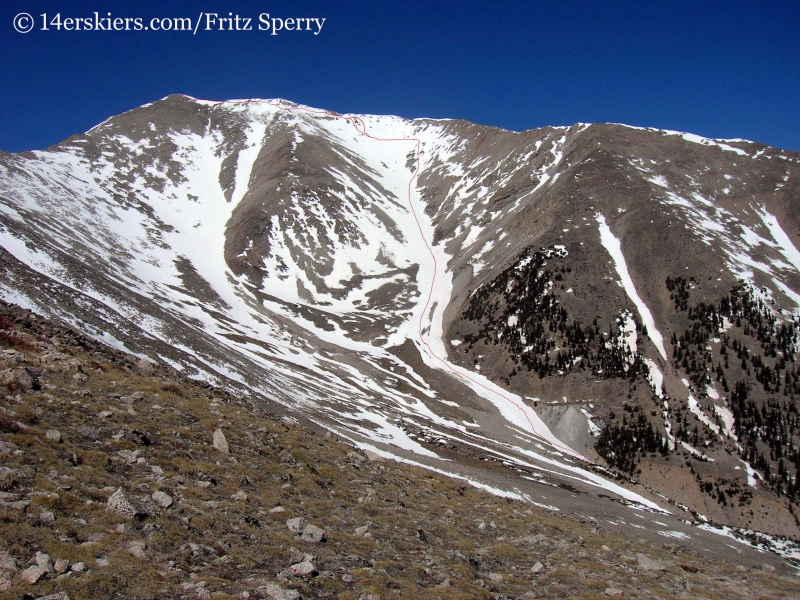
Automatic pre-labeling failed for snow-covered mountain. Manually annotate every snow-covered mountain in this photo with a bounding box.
[2,95,800,558]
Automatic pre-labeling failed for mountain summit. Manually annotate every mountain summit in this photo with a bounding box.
[2,95,800,562]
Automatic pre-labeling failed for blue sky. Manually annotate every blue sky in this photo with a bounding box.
[1,0,798,152]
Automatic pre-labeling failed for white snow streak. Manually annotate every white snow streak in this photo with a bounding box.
[596,214,667,360]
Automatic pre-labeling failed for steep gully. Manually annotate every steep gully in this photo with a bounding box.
[220,98,588,462]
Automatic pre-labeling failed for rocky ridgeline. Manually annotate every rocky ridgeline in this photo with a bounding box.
[1,300,798,599]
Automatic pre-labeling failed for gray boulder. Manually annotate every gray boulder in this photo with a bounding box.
[35,551,54,573]
[286,517,326,543]
[135,358,156,374]
[212,429,230,454]
[53,558,69,574]
[286,517,306,533]
[106,487,147,520]
[636,553,666,571]
[0,551,17,571]
[301,524,326,543]
[1,367,37,391]
[127,540,148,560]
[261,582,301,600]
[152,490,174,508]
[289,560,317,576]
[70,562,85,573]
[20,564,47,584]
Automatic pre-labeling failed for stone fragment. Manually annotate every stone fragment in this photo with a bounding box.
[285,516,325,542]
[0,349,23,366]
[605,589,624,598]
[762,563,776,572]
[268,506,285,513]
[363,450,384,462]
[286,517,306,533]
[346,451,367,463]
[78,427,98,440]
[261,582,301,600]
[354,525,369,537]
[1,367,37,390]
[95,558,110,568]
[0,552,16,572]
[35,551,54,573]
[46,429,62,443]
[116,449,140,464]
[62,358,84,373]
[0,482,19,499]
[301,524,326,543]
[288,550,313,564]
[152,490,174,509]
[135,358,156,374]
[106,487,146,520]
[358,594,381,600]
[53,558,69,574]
[39,510,55,524]
[70,562,85,573]
[636,553,665,571]
[231,490,248,501]
[289,560,317,576]
[530,561,545,574]
[20,564,47,584]
[127,541,148,560]
[37,594,71,600]
[213,429,229,454]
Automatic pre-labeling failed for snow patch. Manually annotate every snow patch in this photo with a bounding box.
[687,393,721,437]
[680,441,714,462]
[596,214,667,360]
[643,358,664,398]
[743,461,759,487]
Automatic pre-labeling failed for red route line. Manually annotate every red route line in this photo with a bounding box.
[200,96,590,463]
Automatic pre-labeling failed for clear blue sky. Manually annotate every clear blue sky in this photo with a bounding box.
[1,0,798,152]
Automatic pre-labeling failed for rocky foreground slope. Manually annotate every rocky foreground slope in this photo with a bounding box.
[1,301,799,599]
